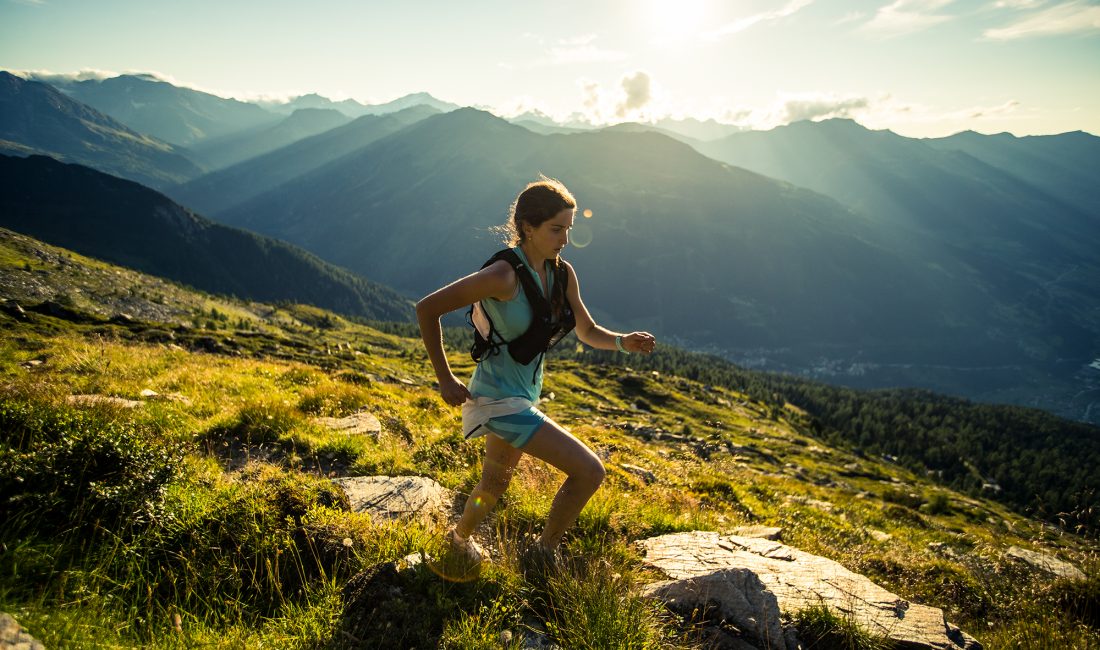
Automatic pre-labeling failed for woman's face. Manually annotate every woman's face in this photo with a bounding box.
[524,208,575,261]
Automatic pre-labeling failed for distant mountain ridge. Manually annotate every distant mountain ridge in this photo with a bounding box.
[258,91,460,117]
[924,129,1100,218]
[0,154,412,321]
[166,105,440,216]
[187,107,353,170]
[40,73,281,146]
[0,71,203,189]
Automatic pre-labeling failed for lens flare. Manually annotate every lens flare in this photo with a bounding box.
[571,222,594,248]
[583,208,593,218]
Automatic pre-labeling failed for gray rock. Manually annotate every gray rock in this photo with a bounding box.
[731,526,784,541]
[1006,545,1086,581]
[66,394,142,409]
[518,620,563,649]
[620,463,657,484]
[638,531,980,650]
[333,475,455,524]
[0,613,46,650]
[313,411,383,437]
[643,569,787,649]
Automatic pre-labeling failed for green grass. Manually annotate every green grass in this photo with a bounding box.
[1,239,1098,648]
[794,604,889,650]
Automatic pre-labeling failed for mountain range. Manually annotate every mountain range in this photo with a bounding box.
[258,90,460,118]
[0,154,411,321]
[3,71,1097,422]
[186,107,352,170]
[38,73,280,147]
[200,108,1099,421]
[165,105,440,216]
[0,71,202,189]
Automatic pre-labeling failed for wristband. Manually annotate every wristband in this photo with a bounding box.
[615,334,627,353]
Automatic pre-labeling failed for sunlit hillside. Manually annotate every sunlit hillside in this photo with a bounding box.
[1,229,1096,648]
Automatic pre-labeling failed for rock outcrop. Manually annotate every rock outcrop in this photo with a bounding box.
[0,613,45,650]
[1006,545,1086,581]
[333,475,455,524]
[638,531,981,650]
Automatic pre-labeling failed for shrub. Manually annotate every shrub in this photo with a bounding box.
[0,398,183,536]
[121,464,351,623]
[924,492,952,515]
[881,487,924,509]
[212,400,303,445]
[1049,572,1100,628]
[297,384,370,417]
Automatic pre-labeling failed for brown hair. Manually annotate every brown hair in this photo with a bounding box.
[498,176,576,247]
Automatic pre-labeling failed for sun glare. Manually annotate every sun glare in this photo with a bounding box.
[650,0,708,44]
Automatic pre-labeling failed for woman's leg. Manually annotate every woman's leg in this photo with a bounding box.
[454,432,523,539]
[520,419,606,550]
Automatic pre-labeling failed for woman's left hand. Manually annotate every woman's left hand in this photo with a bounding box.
[623,332,656,355]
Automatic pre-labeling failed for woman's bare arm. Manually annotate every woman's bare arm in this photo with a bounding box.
[416,260,516,405]
[564,261,655,354]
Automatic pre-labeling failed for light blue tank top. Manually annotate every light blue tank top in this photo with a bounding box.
[468,247,554,402]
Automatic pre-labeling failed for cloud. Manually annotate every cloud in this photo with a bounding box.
[706,0,815,39]
[859,0,956,37]
[966,99,1022,118]
[984,1,1100,39]
[18,68,119,83]
[991,0,1044,7]
[616,71,652,116]
[568,71,657,124]
[781,94,871,122]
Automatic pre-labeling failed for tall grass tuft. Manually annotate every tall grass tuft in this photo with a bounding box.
[535,553,667,649]
[794,603,889,650]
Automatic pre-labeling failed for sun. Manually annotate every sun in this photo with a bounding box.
[649,0,708,44]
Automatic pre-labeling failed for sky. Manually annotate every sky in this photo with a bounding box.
[2,0,1099,137]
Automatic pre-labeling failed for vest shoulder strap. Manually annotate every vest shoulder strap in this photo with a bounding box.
[482,249,551,317]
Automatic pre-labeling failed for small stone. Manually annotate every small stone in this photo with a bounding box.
[67,394,142,409]
[313,411,383,437]
[869,530,892,542]
[140,388,159,398]
[620,463,657,484]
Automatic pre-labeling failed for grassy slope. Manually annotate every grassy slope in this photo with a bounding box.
[1,232,1097,649]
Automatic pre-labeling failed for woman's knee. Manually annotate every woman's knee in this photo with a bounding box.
[575,457,606,490]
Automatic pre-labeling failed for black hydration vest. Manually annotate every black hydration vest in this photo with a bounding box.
[467,249,576,382]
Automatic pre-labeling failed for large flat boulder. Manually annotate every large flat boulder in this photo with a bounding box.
[1006,545,1086,581]
[333,475,455,524]
[638,531,981,650]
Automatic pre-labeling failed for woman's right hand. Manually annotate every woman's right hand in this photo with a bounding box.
[439,374,472,407]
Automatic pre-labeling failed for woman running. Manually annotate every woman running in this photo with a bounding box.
[415,177,656,570]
